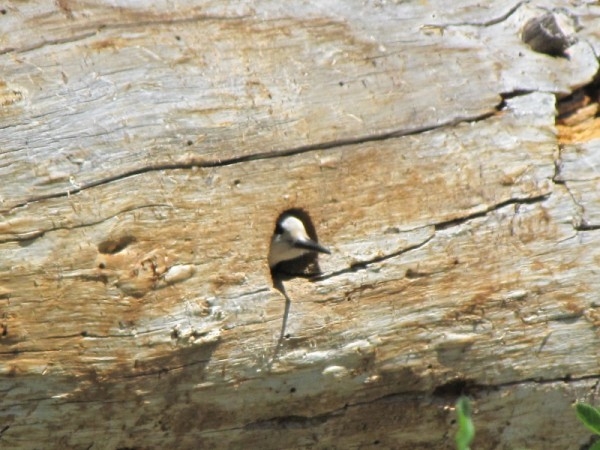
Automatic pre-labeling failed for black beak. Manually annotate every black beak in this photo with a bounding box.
[294,239,331,255]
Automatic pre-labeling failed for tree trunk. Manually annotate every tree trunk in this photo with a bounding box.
[2,1,600,448]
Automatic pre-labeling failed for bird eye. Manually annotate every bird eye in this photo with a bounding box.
[274,222,284,235]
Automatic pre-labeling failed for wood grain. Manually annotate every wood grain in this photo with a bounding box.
[2,1,600,449]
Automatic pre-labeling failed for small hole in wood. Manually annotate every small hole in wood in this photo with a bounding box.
[433,378,475,397]
[98,235,136,254]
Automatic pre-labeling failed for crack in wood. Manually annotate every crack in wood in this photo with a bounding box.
[553,152,592,230]
[0,348,62,355]
[119,357,215,379]
[574,222,600,231]
[241,372,600,431]
[319,193,551,279]
[315,232,435,280]
[245,412,333,430]
[434,193,551,231]
[0,203,171,244]
[554,180,598,230]
[475,373,600,390]
[4,110,498,215]
[0,32,98,56]
[424,1,527,28]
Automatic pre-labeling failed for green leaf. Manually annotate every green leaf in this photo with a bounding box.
[455,396,475,450]
[590,440,600,450]
[575,402,600,435]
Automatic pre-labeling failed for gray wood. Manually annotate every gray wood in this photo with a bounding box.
[2,1,600,448]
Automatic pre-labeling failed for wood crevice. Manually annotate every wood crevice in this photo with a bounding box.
[424,0,526,29]
[320,193,552,279]
[3,110,500,216]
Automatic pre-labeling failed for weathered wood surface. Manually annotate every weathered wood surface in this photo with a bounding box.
[2,1,600,448]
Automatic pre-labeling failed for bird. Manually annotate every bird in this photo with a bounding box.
[268,214,331,270]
